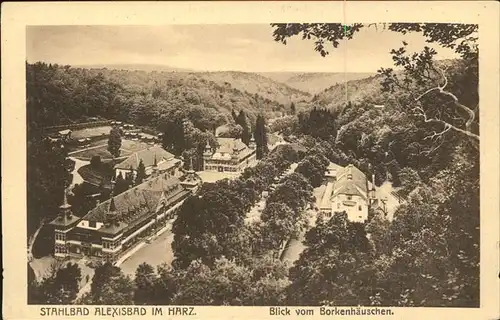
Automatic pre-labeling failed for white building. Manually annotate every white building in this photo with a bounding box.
[203,137,257,173]
[320,163,383,223]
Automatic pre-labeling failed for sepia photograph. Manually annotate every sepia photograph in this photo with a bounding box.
[25,22,481,307]
[2,1,499,319]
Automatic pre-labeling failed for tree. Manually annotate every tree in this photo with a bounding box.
[134,263,157,305]
[27,137,71,235]
[271,23,479,151]
[290,102,296,115]
[173,258,252,305]
[260,203,296,251]
[114,172,128,195]
[172,185,247,268]
[172,256,290,306]
[28,262,82,304]
[267,173,314,213]
[135,160,147,186]
[398,167,422,198]
[287,213,375,306]
[218,123,243,139]
[108,127,122,157]
[87,262,134,305]
[231,109,238,122]
[254,114,269,159]
[236,110,251,145]
[375,144,479,307]
[161,118,186,156]
[295,153,328,188]
[90,156,102,167]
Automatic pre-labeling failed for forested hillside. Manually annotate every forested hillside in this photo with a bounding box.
[261,72,376,94]
[26,63,291,132]
[192,71,311,106]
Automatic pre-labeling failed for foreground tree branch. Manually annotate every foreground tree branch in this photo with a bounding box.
[412,68,479,142]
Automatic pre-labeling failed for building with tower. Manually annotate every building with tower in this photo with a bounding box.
[202,136,257,173]
[179,157,203,193]
[49,170,194,263]
[114,145,182,180]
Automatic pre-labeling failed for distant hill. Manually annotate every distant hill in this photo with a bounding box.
[78,67,295,122]
[259,72,377,94]
[309,59,462,111]
[310,74,389,111]
[73,63,194,73]
[193,71,311,106]
[73,64,312,107]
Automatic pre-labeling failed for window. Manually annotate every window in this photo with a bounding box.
[337,203,340,209]
[347,195,352,200]
[89,221,96,228]
[358,205,362,211]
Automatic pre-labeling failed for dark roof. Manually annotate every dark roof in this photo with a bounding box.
[216,138,248,154]
[99,221,128,236]
[207,138,255,161]
[114,145,175,170]
[109,197,117,212]
[332,164,368,199]
[50,214,81,228]
[77,162,114,187]
[83,172,186,224]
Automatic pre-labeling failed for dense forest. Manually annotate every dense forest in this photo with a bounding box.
[28,23,479,307]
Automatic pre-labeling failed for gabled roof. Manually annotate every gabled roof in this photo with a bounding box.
[114,145,175,170]
[332,184,366,199]
[216,138,248,154]
[83,172,187,224]
[335,164,367,193]
[330,164,368,201]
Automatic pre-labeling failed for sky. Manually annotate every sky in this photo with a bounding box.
[26,24,459,73]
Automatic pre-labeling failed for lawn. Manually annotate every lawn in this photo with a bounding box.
[71,126,112,139]
[70,139,153,161]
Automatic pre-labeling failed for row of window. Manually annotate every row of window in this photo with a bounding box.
[205,165,240,172]
[55,233,65,241]
[55,246,67,253]
[103,240,120,250]
[336,203,363,211]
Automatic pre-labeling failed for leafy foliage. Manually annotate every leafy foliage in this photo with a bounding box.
[28,262,82,304]
[135,160,147,186]
[84,262,135,305]
[254,114,269,159]
[107,127,122,157]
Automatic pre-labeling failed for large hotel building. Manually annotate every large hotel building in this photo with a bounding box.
[202,136,257,173]
[50,166,201,262]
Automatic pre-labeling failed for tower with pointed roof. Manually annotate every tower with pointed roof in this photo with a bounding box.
[203,140,213,170]
[249,133,256,150]
[181,156,202,192]
[151,154,159,178]
[50,187,81,259]
[105,197,118,227]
